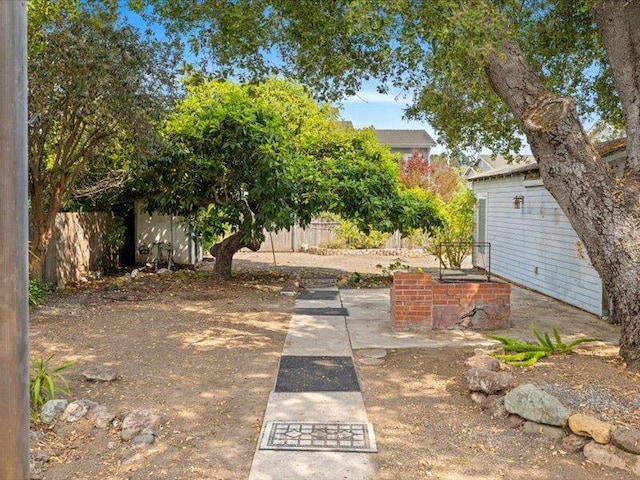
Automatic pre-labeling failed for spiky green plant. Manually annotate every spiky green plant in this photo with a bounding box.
[488,325,600,367]
[30,354,74,421]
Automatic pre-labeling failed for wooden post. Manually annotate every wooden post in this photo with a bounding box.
[0,2,30,478]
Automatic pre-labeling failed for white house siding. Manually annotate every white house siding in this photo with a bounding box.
[134,201,202,265]
[471,175,603,316]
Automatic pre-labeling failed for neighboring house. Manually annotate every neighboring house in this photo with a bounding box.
[464,154,536,180]
[468,140,626,317]
[374,129,436,162]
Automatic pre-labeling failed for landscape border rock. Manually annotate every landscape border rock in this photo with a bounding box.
[464,354,640,478]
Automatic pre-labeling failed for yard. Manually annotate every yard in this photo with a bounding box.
[30,252,640,479]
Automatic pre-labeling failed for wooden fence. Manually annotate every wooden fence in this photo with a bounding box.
[258,220,414,252]
[42,212,117,285]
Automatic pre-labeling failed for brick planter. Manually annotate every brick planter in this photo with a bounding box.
[391,272,510,330]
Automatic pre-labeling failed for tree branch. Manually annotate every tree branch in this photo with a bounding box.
[592,0,640,172]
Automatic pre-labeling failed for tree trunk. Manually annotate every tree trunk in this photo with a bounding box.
[28,178,64,279]
[209,230,261,280]
[485,40,640,369]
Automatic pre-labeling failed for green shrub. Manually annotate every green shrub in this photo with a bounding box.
[426,189,475,268]
[30,354,74,421]
[29,278,51,307]
[324,218,390,249]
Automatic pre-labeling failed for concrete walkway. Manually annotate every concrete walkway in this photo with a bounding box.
[249,287,376,479]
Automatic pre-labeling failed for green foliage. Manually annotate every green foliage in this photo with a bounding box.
[136,0,619,153]
[489,325,600,367]
[28,2,179,277]
[324,218,390,249]
[144,79,442,264]
[29,278,52,307]
[426,189,476,268]
[30,355,74,421]
[103,216,126,251]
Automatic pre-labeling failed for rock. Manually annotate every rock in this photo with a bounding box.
[156,268,171,275]
[523,421,566,441]
[130,269,140,278]
[87,405,115,429]
[62,399,98,422]
[359,349,387,359]
[121,409,163,441]
[470,392,487,405]
[505,415,525,429]
[32,449,52,462]
[465,368,514,394]
[583,441,640,475]
[132,428,157,445]
[504,384,570,427]
[561,434,591,453]
[121,452,143,468]
[464,355,500,372]
[82,366,118,382]
[568,413,615,444]
[611,426,640,455]
[40,399,68,424]
[358,358,385,366]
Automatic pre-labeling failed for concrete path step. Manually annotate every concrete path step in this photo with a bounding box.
[248,288,376,480]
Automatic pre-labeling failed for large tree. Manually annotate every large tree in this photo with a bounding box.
[137,0,640,368]
[27,3,177,278]
[144,78,440,278]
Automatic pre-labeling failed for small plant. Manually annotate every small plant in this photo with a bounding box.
[29,278,51,307]
[376,260,423,275]
[30,354,74,421]
[489,325,600,367]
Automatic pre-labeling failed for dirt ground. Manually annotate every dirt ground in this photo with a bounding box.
[30,251,640,479]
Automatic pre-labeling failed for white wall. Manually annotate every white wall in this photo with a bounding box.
[134,201,202,265]
[472,175,603,315]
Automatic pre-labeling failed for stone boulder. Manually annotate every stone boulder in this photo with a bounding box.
[611,426,640,455]
[121,409,163,441]
[82,366,118,382]
[62,399,98,422]
[465,368,514,394]
[568,413,615,444]
[583,441,640,475]
[40,399,68,424]
[503,384,570,427]
[464,355,500,372]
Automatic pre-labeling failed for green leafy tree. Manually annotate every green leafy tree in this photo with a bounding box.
[137,0,640,368]
[427,189,476,269]
[145,79,441,278]
[27,3,178,278]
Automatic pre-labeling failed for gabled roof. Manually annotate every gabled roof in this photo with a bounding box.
[472,154,536,171]
[374,129,436,148]
[469,138,627,182]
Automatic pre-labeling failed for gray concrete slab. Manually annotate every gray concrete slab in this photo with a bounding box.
[249,289,376,480]
[341,285,621,350]
[282,315,352,356]
[262,392,369,422]
[249,450,376,480]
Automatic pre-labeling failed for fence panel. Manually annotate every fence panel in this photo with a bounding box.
[42,212,116,285]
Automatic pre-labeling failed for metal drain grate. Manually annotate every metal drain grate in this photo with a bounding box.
[259,421,377,452]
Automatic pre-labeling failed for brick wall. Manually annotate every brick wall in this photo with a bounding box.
[391,272,510,330]
[390,272,433,330]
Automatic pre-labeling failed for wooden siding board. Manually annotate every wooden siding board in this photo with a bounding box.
[473,176,603,315]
